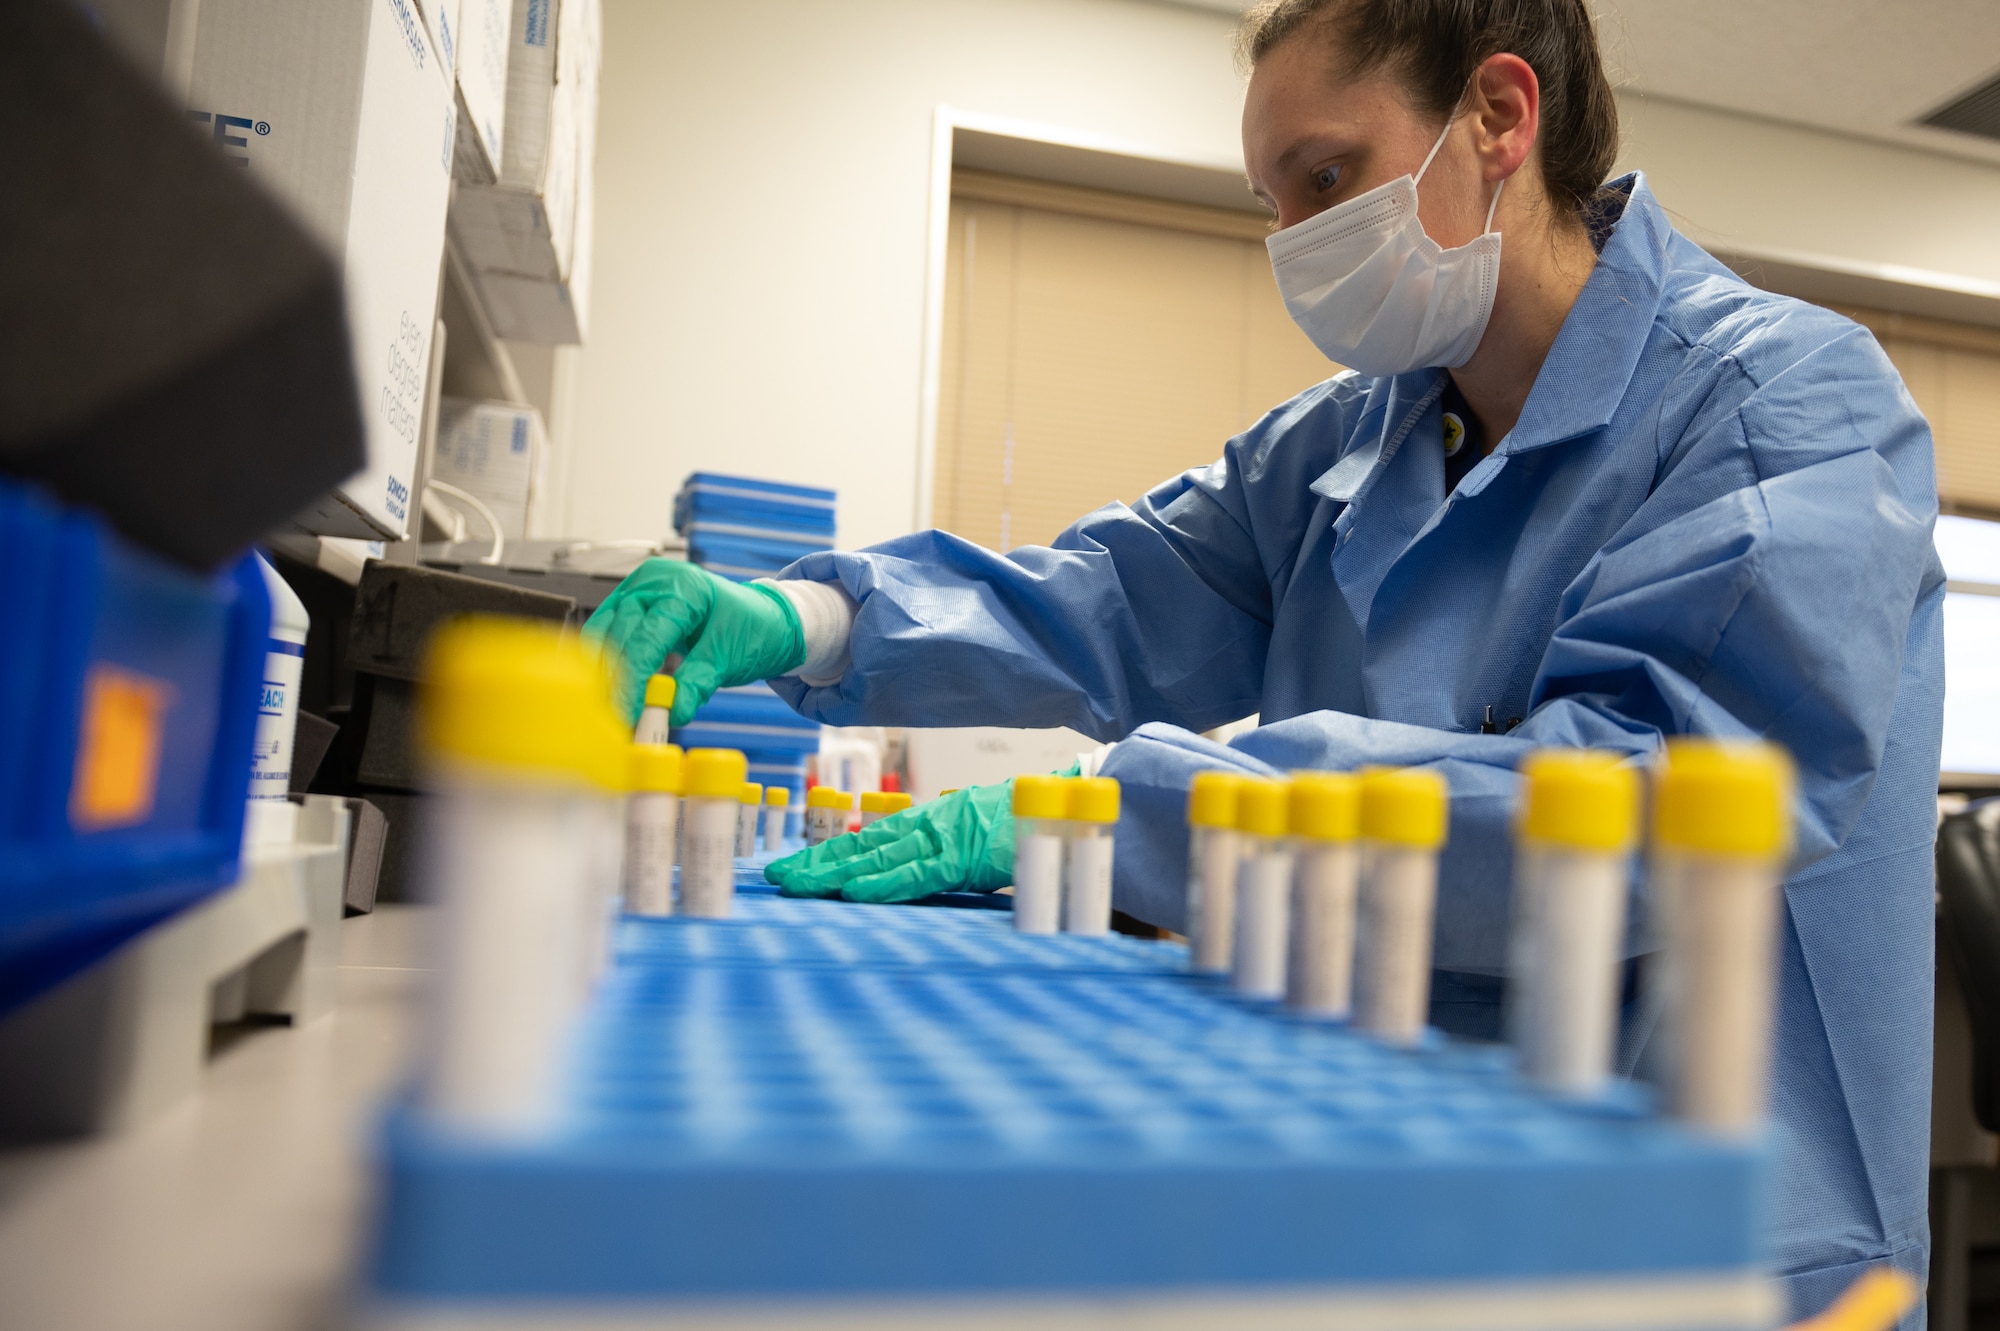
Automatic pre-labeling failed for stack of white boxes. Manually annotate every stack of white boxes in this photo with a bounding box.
[187,0,456,541]
[450,0,601,344]
[430,399,551,540]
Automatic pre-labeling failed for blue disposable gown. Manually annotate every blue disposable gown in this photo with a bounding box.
[772,174,1944,1322]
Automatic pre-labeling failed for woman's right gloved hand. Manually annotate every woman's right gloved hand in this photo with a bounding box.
[582,559,806,726]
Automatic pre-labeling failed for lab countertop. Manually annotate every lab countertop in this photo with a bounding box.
[0,907,427,1331]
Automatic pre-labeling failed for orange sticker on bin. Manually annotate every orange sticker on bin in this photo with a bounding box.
[71,664,173,830]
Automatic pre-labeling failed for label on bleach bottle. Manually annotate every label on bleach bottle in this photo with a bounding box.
[249,637,306,801]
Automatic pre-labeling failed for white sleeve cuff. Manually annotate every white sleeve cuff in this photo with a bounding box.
[1076,743,1114,779]
[761,578,857,687]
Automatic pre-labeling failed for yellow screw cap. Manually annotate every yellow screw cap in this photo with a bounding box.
[1360,767,1448,849]
[629,743,685,794]
[1068,776,1120,824]
[1235,777,1290,838]
[1519,750,1640,852]
[939,788,960,797]
[1654,739,1794,858]
[764,786,790,807]
[1289,771,1360,842]
[643,675,677,711]
[685,748,748,799]
[739,782,763,805]
[420,617,626,790]
[1187,771,1242,829]
[883,791,913,813]
[1012,774,1069,820]
[807,786,854,811]
[859,791,888,814]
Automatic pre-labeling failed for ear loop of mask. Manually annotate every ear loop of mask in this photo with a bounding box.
[1412,109,1507,236]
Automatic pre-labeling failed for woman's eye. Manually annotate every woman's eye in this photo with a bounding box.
[1312,164,1342,192]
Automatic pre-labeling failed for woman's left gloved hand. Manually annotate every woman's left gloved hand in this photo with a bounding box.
[765,781,1016,904]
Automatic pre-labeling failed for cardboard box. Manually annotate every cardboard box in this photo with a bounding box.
[430,398,549,539]
[450,0,597,343]
[450,0,510,183]
[189,0,455,540]
[414,0,460,83]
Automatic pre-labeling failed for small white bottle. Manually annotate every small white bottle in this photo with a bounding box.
[245,553,310,846]
[805,787,852,845]
[680,749,747,919]
[1185,771,1243,973]
[1649,740,1793,1137]
[415,617,626,1135]
[623,743,683,917]
[1011,774,1070,935]
[1352,767,1449,1046]
[1232,777,1294,1000]
[735,782,762,857]
[634,674,675,745]
[1507,750,1640,1098]
[1286,771,1361,1016]
[761,785,790,852]
[1062,777,1120,935]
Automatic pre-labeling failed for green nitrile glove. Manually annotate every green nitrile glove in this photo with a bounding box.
[766,781,1016,904]
[582,558,806,726]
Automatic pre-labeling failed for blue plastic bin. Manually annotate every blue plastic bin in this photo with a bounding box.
[0,477,270,1014]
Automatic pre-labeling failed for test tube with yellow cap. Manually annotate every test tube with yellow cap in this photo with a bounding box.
[1508,750,1640,1097]
[681,749,747,918]
[623,743,683,917]
[1651,739,1794,1136]
[1011,774,1070,934]
[805,787,852,845]
[857,790,892,829]
[1232,777,1294,999]
[1353,767,1448,1046]
[634,674,676,745]
[1062,777,1120,935]
[415,616,627,1133]
[761,786,790,852]
[735,782,763,857]
[1286,771,1361,1017]
[1186,772,1243,974]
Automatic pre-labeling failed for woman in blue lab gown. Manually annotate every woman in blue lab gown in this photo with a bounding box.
[587,0,1943,1320]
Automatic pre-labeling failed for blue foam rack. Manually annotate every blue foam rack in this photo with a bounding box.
[359,857,1777,1330]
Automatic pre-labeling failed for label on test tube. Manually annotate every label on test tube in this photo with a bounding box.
[1062,777,1119,935]
[634,675,676,745]
[1186,772,1243,973]
[1650,740,1793,1136]
[762,786,790,853]
[1011,774,1069,935]
[624,744,684,917]
[681,749,748,918]
[1232,777,1293,999]
[1286,772,1360,1016]
[735,783,762,857]
[1508,750,1638,1098]
[1352,768,1448,1046]
[806,787,852,845]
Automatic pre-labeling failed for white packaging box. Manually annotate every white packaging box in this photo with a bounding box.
[431,398,550,539]
[415,0,460,82]
[451,0,511,184]
[450,0,598,343]
[189,0,455,540]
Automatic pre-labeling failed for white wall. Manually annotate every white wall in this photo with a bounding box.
[562,0,2000,549]
[561,0,1246,550]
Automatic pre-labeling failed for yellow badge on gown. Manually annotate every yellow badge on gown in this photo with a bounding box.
[1442,411,1466,459]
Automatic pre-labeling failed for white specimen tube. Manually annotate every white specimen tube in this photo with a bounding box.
[1650,741,1793,1137]
[1063,777,1120,935]
[1507,751,1639,1098]
[680,749,748,918]
[1352,768,1448,1046]
[735,782,762,857]
[762,786,790,852]
[1286,772,1361,1016]
[1185,772,1243,973]
[416,618,626,1135]
[1011,774,1069,935]
[857,791,888,828]
[634,674,675,745]
[1232,777,1293,999]
[805,787,852,845]
[623,744,682,916]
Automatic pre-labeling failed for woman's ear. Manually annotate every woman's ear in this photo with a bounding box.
[1471,53,1541,182]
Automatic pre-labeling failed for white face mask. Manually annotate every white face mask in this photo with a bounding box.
[1265,114,1504,377]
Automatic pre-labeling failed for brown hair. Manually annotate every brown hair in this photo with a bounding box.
[1238,0,1620,222]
